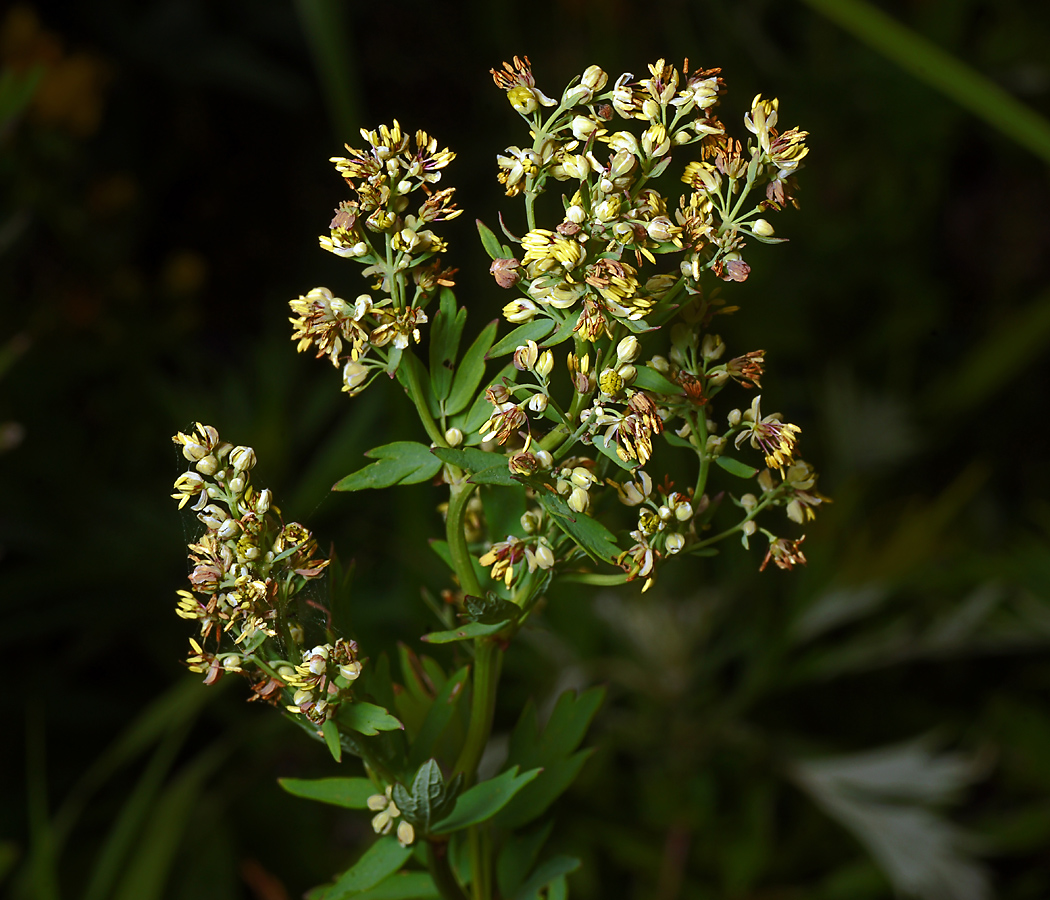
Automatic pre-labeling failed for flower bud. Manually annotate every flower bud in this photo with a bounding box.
[531,543,555,569]
[701,334,726,361]
[293,688,313,706]
[581,64,608,92]
[534,449,553,469]
[752,218,775,237]
[535,350,554,379]
[196,454,220,476]
[228,475,245,495]
[616,335,641,363]
[397,821,415,848]
[705,434,726,455]
[571,467,598,489]
[741,493,758,512]
[528,392,548,413]
[513,340,540,371]
[340,661,363,681]
[444,427,463,447]
[507,85,538,114]
[649,355,670,374]
[343,361,369,393]
[521,509,543,534]
[568,486,590,513]
[566,204,586,224]
[503,298,539,323]
[253,488,272,514]
[665,533,685,554]
[222,655,242,671]
[571,115,601,141]
[217,519,241,541]
[727,409,742,427]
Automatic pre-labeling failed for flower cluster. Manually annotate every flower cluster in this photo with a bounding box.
[469,57,823,588]
[291,121,461,395]
[172,424,361,722]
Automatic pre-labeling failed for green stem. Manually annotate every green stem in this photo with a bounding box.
[453,637,502,780]
[427,841,468,900]
[691,412,710,498]
[446,481,483,598]
[402,350,447,447]
[468,827,493,900]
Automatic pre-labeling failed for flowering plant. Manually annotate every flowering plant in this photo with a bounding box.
[170,55,820,899]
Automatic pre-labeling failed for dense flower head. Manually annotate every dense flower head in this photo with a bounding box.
[169,425,363,721]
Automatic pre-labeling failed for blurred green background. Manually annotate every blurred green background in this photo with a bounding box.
[3,0,1050,898]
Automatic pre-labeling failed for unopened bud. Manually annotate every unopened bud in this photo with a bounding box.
[528,392,548,413]
[752,218,774,237]
[701,334,725,361]
[521,510,543,534]
[727,409,742,427]
[444,427,463,447]
[535,350,554,379]
[617,335,641,363]
[665,533,685,554]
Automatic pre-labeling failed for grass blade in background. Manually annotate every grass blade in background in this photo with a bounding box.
[294,0,361,141]
[800,0,1050,164]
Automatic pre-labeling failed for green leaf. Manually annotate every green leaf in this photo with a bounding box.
[592,434,639,471]
[407,667,470,769]
[432,766,542,834]
[327,837,413,899]
[632,365,684,396]
[495,752,592,830]
[477,219,511,260]
[420,621,508,644]
[715,456,759,479]
[431,447,504,473]
[395,350,439,418]
[487,320,556,359]
[342,871,439,899]
[539,318,579,350]
[470,465,519,486]
[445,320,499,416]
[339,702,404,736]
[535,491,621,563]
[512,856,580,900]
[278,777,375,809]
[322,718,343,763]
[496,688,605,828]
[429,289,466,402]
[393,760,456,832]
[464,594,521,625]
[497,822,554,900]
[334,442,443,491]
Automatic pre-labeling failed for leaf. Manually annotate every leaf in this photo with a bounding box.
[327,837,413,899]
[789,738,990,900]
[477,219,510,260]
[535,491,620,563]
[431,447,504,473]
[429,289,467,402]
[431,766,543,834]
[407,667,470,769]
[631,365,684,396]
[322,718,343,763]
[342,871,439,899]
[496,688,605,829]
[339,702,404,736]
[334,442,443,492]
[393,760,458,832]
[470,465,519,487]
[497,821,554,900]
[512,856,580,900]
[591,434,639,471]
[445,320,498,416]
[421,621,508,644]
[464,594,521,625]
[487,320,556,359]
[451,363,518,440]
[278,777,375,809]
[715,456,759,479]
[495,752,592,830]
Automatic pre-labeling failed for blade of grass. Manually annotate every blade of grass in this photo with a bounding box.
[801,0,1050,165]
[25,708,60,900]
[111,740,231,900]
[295,0,361,140]
[51,679,219,859]
[81,724,191,900]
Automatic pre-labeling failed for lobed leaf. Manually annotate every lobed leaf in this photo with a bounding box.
[432,766,542,834]
[429,289,467,402]
[339,702,404,736]
[464,594,521,625]
[445,320,499,417]
[334,442,442,492]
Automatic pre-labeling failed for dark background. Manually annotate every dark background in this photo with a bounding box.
[3,1,1050,898]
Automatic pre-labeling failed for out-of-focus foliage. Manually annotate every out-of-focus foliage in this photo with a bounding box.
[2,0,1049,898]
